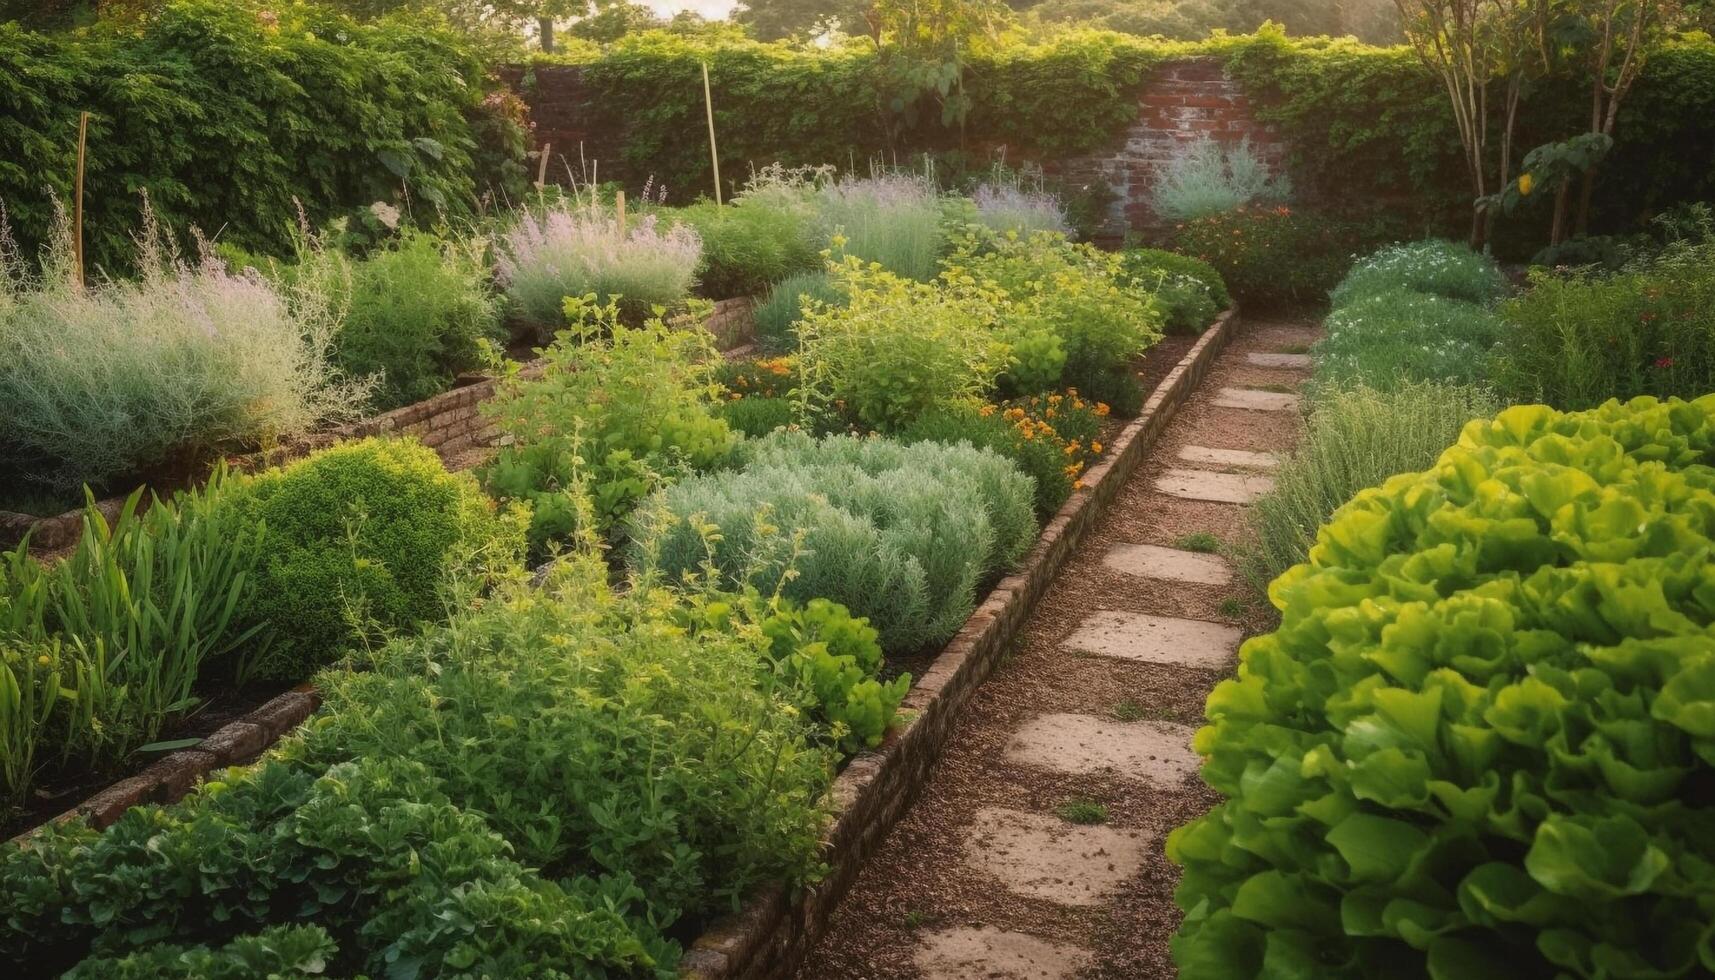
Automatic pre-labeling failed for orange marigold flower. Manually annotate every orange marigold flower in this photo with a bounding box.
[1091,441,1103,454]
[1095,403,1111,417]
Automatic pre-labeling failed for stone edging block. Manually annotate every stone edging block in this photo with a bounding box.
[677,308,1241,979]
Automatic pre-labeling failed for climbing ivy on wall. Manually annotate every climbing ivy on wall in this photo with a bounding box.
[552,25,1715,242]
[0,0,526,272]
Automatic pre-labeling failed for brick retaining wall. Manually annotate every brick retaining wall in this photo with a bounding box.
[0,298,758,553]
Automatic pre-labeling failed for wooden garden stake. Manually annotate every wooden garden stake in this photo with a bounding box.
[73,111,89,289]
[702,62,722,205]
[615,190,626,233]
[536,141,552,190]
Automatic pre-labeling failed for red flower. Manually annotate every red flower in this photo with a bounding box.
[1655,356,1676,369]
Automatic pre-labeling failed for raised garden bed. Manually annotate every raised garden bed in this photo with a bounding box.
[0,296,760,554]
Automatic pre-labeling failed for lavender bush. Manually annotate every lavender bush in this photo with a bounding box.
[971,180,1071,236]
[494,199,702,325]
[0,204,371,492]
[815,173,945,281]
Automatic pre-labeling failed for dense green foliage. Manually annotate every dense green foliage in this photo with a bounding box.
[1328,240,1507,308]
[292,233,503,412]
[953,230,1163,389]
[1309,239,1507,393]
[758,597,909,751]
[674,197,821,299]
[1,555,838,976]
[482,299,735,555]
[1243,381,1498,587]
[796,257,1010,431]
[229,438,527,682]
[1173,395,1715,979]
[1175,205,1378,308]
[1118,246,1229,333]
[901,391,1109,516]
[754,270,846,352]
[634,431,1035,653]
[0,1,526,273]
[1492,242,1715,410]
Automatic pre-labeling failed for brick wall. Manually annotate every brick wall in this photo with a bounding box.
[498,56,1284,244]
[1050,57,1286,242]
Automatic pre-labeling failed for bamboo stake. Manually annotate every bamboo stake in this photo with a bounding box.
[702,62,722,205]
[615,190,626,234]
[536,141,552,190]
[73,111,89,289]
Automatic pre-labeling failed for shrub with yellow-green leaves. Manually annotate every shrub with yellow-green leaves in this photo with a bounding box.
[1171,395,1715,980]
[229,438,528,683]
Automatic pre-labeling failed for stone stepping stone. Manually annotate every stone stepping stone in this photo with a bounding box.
[1247,351,1313,369]
[1178,445,1280,471]
[1103,542,1231,586]
[1063,611,1240,670]
[914,926,1090,980]
[961,808,1150,907]
[1006,712,1200,786]
[1213,387,1300,412]
[1154,468,1275,504]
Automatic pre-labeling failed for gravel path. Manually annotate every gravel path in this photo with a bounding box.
[794,316,1321,980]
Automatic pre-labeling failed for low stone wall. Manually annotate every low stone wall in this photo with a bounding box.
[678,308,1240,978]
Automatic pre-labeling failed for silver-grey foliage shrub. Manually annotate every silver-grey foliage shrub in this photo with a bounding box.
[0,206,371,491]
[1151,137,1291,222]
[493,198,701,325]
[632,432,1035,652]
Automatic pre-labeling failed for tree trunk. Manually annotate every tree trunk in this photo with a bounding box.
[1574,163,1600,237]
[1469,205,1485,251]
[1551,182,1571,246]
[539,17,556,53]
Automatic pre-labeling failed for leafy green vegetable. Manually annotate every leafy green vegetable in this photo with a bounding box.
[1171,396,1715,980]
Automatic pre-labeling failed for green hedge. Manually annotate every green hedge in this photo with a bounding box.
[549,28,1715,246]
[0,0,527,272]
[1172,395,1715,979]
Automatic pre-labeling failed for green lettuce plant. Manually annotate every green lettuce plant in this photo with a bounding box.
[1171,395,1715,980]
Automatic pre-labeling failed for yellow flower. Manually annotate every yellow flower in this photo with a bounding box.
[37,654,51,666]
[1091,441,1103,454]
[1518,172,1534,196]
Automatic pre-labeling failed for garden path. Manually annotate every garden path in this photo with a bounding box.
[795,316,1321,979]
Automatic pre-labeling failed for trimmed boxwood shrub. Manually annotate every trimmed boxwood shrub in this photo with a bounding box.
[1171,395,1715,980]
[228,438,527,682]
